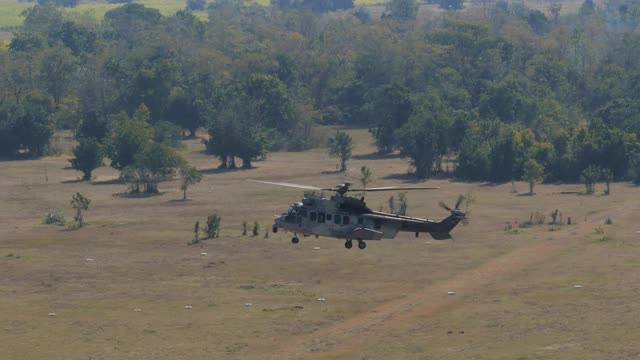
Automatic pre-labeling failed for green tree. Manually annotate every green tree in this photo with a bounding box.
[580,165,601,194]
[385,0,418,20]
[104,105,154,170]
[367,84,413,154]
[327,130,353,172]
[70,192,91,228]
[179,164,202,200]
[522,159,544,195]
[130,142,184,193]
[13,92,55,157]
[38,47,77,105]
[70,137,102,181]
[394,100,451,179]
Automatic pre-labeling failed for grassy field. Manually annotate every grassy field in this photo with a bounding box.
[2,128,640,359]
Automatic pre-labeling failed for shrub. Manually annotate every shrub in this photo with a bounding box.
[206,214,221,239]
[43,211,65,226]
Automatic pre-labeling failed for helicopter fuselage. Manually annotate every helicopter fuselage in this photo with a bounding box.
[273,195,462,244]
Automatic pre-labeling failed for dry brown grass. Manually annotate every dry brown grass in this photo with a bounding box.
[2,128,640,359]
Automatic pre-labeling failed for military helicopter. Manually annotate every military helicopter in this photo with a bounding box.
[250,180,468,250]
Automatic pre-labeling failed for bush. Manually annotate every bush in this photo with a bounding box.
[43,211,65,226]
[206,214,221,239]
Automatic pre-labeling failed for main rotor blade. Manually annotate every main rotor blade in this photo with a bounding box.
[351,186,440,192]
[455,194,464,209]
[248,180,323,191]
[439,201,452,212]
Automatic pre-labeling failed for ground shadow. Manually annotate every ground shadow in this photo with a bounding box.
[559,191,583,195]
[168,199,193,203]
[479,181,511,187]
[61,179,84,184]
[91,178,123,186]
[352,152,402,160]
[113,191,166,199]
[516,192,535,197]
[199,166,254,175]
[321,169,345,175]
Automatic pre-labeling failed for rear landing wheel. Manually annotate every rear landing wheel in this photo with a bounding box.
[358,240,367,250]
[291,237,299,244]
[344,240,353,249]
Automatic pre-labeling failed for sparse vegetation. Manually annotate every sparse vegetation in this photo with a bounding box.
[252,221,259,237]
[70,192,90,228]
[205,214,221,239]
[519,211,546,228]
[42,211,65,226]
[398,192,408,216]
[193,220,200,244]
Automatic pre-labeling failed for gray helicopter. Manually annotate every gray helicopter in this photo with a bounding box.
[250,180,467,250]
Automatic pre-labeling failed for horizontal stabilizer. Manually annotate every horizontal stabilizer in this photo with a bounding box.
[429,232,452,240]
[350,227,384,240]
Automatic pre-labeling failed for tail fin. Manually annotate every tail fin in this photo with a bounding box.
[428,210,465,241]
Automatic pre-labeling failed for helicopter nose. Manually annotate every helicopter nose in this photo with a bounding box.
[273,216,282,233]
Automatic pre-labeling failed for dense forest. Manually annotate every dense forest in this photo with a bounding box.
[1,0,640,185]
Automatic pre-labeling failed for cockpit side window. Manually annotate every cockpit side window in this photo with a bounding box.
[310,212,317,221]
[299,208,307,218]
[326,214,332,221]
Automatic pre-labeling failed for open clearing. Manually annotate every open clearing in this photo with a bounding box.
[2,129,640,359]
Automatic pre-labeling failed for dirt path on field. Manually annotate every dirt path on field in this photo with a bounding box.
[271,222,595,360]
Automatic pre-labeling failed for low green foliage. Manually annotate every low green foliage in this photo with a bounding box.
[43,211,65,226]
[70,192,90,228]
[398,192,408,216]
[206,214,221,239]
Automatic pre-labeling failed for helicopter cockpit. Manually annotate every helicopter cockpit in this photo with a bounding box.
[281,203,306,224]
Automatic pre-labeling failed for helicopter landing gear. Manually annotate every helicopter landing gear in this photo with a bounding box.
[357,240,367,250]
[291,236,299,244]
[344,240,353,249]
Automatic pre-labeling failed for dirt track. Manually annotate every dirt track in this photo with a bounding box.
[274,223,591,359]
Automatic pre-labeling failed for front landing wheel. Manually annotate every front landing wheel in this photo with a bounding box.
[291,237,299,244]
[344,240,353,249]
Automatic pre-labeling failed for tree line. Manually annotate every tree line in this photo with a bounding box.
[1,0,640,185]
